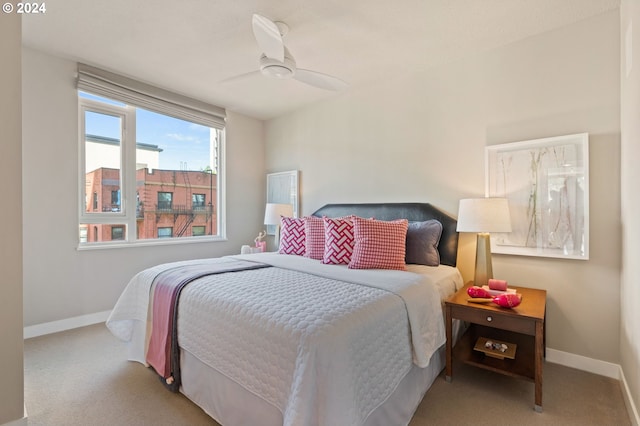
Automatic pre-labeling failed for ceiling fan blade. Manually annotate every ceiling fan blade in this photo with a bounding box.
[294,69,348,91]
[252,14,284,62]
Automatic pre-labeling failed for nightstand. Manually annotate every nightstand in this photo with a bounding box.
[445,282,546,412]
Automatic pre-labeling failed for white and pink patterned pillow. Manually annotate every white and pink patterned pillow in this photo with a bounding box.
[349,217,409,270]
[322,216,355,265]
[278,216,306,256]
[303,216,325,260]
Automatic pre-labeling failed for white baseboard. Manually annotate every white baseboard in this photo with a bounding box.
[620,366,640,426]
[547,347,639,425]
[23,310,111,339]
[546,347,620,379]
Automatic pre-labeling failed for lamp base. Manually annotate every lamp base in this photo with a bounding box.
[274,224,281,250]
[474,233,494,287]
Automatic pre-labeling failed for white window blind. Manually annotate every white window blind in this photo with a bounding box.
[77,63,226,129]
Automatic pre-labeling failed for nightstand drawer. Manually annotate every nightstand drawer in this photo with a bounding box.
[450,305,536,335]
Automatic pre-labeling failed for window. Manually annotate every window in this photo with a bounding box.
[192,193,205,209]
[77,64,226,246]
[157,192,173,211]
[158,227,173,238]
[79,226,88,243]
[111,226,125,240]
[111,190,120,212]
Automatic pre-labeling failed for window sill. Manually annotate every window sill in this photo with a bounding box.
[77,235,228,251]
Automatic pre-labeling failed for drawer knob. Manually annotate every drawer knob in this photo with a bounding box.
[486,316,493,322]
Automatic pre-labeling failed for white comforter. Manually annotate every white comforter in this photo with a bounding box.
[107,252,461,426]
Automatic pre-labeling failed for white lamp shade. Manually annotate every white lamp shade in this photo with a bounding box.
[264,203,294,225]
[456,198,512,233]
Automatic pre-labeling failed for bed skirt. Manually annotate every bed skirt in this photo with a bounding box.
[180,344,447,426]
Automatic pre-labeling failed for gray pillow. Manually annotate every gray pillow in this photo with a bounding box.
[405,220,443,266]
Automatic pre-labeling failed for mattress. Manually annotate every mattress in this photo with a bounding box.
[106,252,463,426]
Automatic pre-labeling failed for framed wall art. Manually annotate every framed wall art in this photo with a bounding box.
[485,133,589,260]
[266,170,299,235]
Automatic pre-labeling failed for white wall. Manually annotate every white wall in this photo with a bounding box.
[265,12,621,363]
[0,13,25,426]
[620,0,640,419]
[21,47,266,326]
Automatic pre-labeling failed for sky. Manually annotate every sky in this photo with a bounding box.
[82,92,214,171]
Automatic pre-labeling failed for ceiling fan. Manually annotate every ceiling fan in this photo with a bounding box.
[224,14,348,91]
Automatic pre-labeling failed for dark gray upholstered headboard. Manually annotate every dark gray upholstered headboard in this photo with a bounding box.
[311,203,459,267]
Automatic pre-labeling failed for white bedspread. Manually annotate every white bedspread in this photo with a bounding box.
[106,253,463,426]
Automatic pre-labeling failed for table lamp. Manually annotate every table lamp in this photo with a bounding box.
[456,198,512,287]
[264,203,294,248]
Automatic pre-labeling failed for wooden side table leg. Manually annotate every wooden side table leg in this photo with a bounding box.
[445,305,453,382]
[534,320,544,412]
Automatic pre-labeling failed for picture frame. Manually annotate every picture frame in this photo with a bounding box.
[485,133,589,260]
[266,170,299,235]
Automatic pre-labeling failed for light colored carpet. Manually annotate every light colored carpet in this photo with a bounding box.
[24,324,630,426]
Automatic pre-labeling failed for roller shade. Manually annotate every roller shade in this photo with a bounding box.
[77,63,226,129]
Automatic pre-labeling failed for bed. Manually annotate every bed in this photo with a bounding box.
[106,202,463,426]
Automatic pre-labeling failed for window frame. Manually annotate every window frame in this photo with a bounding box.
[78,98,135,231]
[77,89,227,249]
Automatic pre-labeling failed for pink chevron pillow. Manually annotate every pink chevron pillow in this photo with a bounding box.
[322,216,355,265]
[349,217,409,270]
[303,216,325,260]
[278,216,306,256]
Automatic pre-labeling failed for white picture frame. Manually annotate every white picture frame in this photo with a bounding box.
[485,133,589,260]
[266,170,299,235]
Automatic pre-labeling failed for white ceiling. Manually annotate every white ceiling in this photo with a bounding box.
[22,0,619,120]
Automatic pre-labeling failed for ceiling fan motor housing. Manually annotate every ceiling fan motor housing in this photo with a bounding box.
[260,52,296,78]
